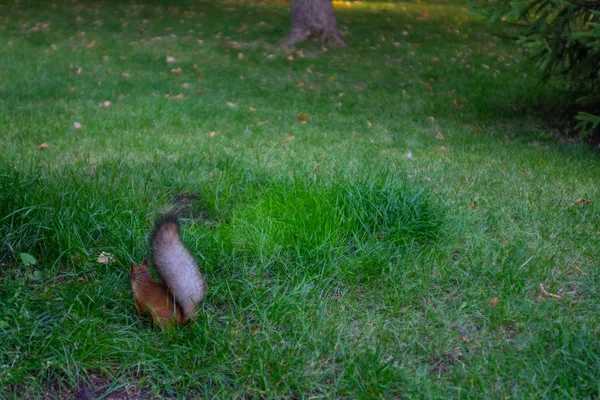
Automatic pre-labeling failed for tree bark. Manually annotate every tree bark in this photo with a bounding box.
[283,0,346,47]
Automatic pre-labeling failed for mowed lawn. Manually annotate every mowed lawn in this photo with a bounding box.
[1,0,599,398]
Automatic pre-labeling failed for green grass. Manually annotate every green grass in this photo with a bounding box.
[1,0,599,398]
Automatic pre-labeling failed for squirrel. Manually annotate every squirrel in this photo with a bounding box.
[129,214,206,328]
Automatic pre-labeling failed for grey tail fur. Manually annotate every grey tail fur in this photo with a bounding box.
[150,213,206,320]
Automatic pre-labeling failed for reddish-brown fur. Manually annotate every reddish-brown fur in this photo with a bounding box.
[129,258,186,328]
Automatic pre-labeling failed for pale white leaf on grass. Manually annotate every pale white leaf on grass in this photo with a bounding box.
[97,251,115,264]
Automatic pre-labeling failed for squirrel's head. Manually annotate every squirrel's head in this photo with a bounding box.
[129,258,150,281]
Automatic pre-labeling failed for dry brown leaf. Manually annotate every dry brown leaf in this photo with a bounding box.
[181,82,191,89]
[86,40,96,49]
[238,53,244,60]
[101,101,111,108]
[121,72,131,78]
[297,114,310,121]
[297,80,305,87]
[488,297,500,306]
[249,106,256,112]
[328,76,336,81]
[539,284,562,299]
[209,131,216,138]
[197,39,204,45]
[171,67,182,74]
[424,177,431,182]
[436,131,444,140]
[572,264,587,276]
[38,143,50,150]
[280,135,295,142]
[168,93,184,100]
[226,101,235,108]
[166,56,176,63]
[569,198,591,207]
[367,120,372,128]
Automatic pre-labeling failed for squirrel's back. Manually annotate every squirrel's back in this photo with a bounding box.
[151,214,206,319]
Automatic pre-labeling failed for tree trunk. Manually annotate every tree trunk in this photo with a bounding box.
[283,0,346,47]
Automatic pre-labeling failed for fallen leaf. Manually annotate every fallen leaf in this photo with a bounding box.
[73,122,82,130]
[166,56,176,63]
[297,114,310,121]
[539,283,562,299]
[239,76,245,81]
[101,101,111,108]
[436,131,444,140]
[86,40,96,49]
[171,67,182,74]
[367,120,372,128]
[280,135,295,142]
[436,146,447,152]
[328,76,336,81]
[121,72,131,78]
[38,143,50,150]
[297,80,305,87]
[167,93,184,100]
[209,131,216,138]
[572,264,587,276]
[249,106,256,112]
[226,101,235,107]
[97,251,115,264]
[488,297,500,306]
[569,198,591,207]
[181,82,191,89]
[238,53,244,60]
[424,177,431,182]
[197,39,204,45]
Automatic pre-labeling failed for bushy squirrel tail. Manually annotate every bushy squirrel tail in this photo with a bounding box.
[150,213,206,320]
